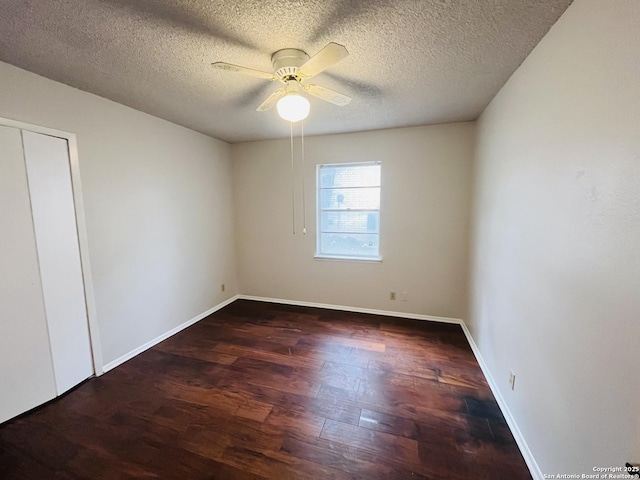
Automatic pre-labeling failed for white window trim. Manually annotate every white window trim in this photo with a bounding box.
[315,161,382,262]
[313,255,382,263]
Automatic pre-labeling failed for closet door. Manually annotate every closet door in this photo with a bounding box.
[0,126,57,424]
[22,131,93,395]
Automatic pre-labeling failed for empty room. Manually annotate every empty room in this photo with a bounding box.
[0,0,638,479]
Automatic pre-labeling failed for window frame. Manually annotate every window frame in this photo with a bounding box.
[314,161,382,262]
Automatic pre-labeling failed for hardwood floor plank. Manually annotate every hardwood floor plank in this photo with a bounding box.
[241,371,323,398]
[356,377,467,421]
[214,464,269,480]
[322,361,368,379]
[0,416,80,472]
[211,342,325,370]
[316,369,361,392]
[150,401,242,432]
[314,334,386,352]
[155,340,238,366]
[158,381,274,421]
[416,410,495,445]
[280,435,430,480]
[320,418,421,466]
[262,405,326,437]
[358,408,419,439]
[230,356,295,377]
[464,396,507,421]
[0,299,531,479]
[0,443,68,480]
[219,445,353,480]
[182,423,279,461]
[235,402,274,423]
[213,376,362,426]
[316,384,360,403]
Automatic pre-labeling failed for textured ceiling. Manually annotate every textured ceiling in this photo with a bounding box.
[0,0,572,143]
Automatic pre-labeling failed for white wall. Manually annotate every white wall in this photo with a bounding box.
[232,123,474,319]
[469,0,640,476]
[0,61,238,367]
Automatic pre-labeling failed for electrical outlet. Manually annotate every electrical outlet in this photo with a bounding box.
[390,291,396,300]
[509,371,516,390]
[221,283,225,292]
[401,292,408,301]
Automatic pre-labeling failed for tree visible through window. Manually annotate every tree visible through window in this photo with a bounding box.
[316,162,381,260]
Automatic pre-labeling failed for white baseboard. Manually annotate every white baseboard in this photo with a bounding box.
[459,321,543,480]
[101,294,240,373]
[237,295,463,324]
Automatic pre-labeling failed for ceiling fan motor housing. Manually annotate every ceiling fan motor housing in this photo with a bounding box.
[272,48,310,81]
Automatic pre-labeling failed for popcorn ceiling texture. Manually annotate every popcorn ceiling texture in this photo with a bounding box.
[0,0,572,143]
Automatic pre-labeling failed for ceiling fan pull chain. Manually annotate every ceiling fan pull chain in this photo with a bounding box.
[301,119,307,236]
[290,121,296,235]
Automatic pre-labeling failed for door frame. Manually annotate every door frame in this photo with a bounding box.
[1,116,103,376]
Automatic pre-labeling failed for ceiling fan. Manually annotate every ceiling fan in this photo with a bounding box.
[212,42,352,122]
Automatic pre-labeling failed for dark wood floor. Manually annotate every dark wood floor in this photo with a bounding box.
[0,300,532,479]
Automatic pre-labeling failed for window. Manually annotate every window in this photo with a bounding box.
[316,162,381,260]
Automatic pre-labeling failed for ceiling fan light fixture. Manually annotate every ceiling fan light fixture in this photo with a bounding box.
[277,93,310,122]
[213,42,350,120]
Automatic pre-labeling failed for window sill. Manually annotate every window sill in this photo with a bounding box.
[314,255,382,263]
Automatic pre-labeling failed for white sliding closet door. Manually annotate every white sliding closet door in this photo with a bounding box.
[0,125,94,425]
[22,131,93,395]
[0,126,57,424]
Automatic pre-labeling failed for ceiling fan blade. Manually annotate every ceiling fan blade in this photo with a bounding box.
[212,62,278,81]
[307,1,392,43]
[298,42,349,79]
[98,0,259,51]
[257,88,287,111]
[304,84,352,106]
